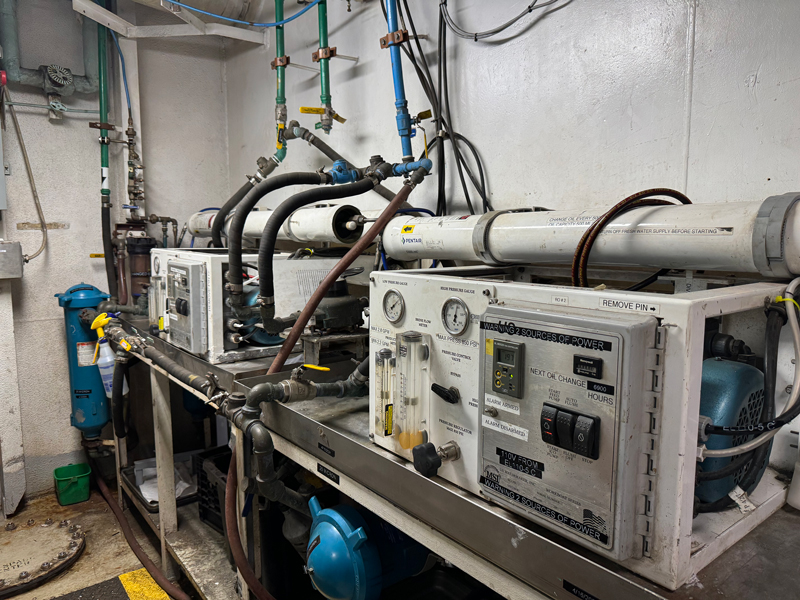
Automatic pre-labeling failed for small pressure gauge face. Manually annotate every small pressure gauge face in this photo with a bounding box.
[442,297,470,336]
[383,289,405,324]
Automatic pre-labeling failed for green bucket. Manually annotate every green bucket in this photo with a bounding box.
[54,463,92,506]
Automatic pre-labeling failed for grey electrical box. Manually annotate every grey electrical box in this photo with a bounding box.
[0,241,24,279]
[165,259,207,354]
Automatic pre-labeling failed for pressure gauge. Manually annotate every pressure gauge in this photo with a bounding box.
[382,289,405,324]
[442,297,470,336]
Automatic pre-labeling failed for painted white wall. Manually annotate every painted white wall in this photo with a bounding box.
[0,0,228,498]
[223,0,800,210]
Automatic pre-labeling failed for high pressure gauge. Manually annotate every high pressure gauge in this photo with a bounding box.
[382,289,405,324]
[442,297,470,336]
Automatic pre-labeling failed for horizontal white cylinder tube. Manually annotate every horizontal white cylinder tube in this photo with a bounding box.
[382,200,797,275]
[188,204,363,244]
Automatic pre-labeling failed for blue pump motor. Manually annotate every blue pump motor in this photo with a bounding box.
[55,283,111,439]
[697,358,773,503]
[306,496,429,600]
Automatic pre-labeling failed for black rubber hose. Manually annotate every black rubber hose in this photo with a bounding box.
[143,347,210,394]
[91,462,192,600]
[212,181,253,248]
[258,178,376,300]
[228,173,326,293]
[356,357,369,378]
[111,354,140,439]
[102,204,118,299]
[111,356,129,438]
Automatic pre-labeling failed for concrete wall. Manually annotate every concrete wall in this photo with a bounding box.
[0,0,228,498]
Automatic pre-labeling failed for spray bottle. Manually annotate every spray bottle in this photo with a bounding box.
[91,312,129,398]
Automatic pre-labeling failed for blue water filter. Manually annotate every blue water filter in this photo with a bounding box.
[55,283,111,439]
[306,496,430,600]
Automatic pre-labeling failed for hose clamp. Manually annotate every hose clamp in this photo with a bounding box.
[471,208,534,266]
[752,193,800,278]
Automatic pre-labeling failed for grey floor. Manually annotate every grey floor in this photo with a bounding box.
[666,505,800,600]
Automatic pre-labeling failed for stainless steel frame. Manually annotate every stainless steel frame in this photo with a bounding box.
[234,368,667,600]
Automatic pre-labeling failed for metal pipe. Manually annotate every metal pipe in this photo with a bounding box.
[317,0,332,133]
[384,0,413,160]
[381,198,800,277]
[274,0,288,162]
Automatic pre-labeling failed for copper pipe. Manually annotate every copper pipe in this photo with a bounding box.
[268,180,417,376]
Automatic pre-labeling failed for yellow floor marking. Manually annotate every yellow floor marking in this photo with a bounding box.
[118,568,170,599]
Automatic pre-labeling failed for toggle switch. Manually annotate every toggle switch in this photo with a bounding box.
[556,410,577,452]
[573,415,600,459]
[541,404,559,446]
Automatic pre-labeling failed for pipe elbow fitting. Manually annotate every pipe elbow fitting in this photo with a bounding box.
[247,382,285,405]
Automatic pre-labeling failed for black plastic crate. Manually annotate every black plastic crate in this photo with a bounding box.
[193,445,232,534]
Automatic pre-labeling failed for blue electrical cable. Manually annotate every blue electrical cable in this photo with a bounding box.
[381,251,389,271]
[395,207,435,217]
[431,260,438,268]
[190,237,195,247]
[109,31,131,112]
[200,207,220,212]
[162,0,322,27]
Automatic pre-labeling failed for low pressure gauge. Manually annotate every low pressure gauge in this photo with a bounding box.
[383,289,405,324]
[442,297,470,336]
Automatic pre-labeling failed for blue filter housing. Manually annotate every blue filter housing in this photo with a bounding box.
[55,283,111,439]
[697,358,772,503]
[306,496,429,600]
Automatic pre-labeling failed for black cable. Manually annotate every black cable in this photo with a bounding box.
[258,178,376,300]
[212,181,253,248]
[696,450,755,482]
[626,269,669,292]
[705,307,788,437]
[440,0,562,41]
[439,10,476,215]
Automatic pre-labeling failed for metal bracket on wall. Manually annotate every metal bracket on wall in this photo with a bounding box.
[72,0,269,47]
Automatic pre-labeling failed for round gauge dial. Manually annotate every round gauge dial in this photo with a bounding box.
[382,289,405,324]
[442,297,470,336]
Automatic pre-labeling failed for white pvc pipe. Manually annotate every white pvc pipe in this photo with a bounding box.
[188,204,362,243]
[382,201,779,274]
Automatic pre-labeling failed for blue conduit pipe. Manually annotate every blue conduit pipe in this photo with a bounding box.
[163,0,322,27]
[384,0,414,161]
[392,158,432,176]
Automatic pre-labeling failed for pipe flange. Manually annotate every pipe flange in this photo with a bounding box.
[752,193,800,278]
